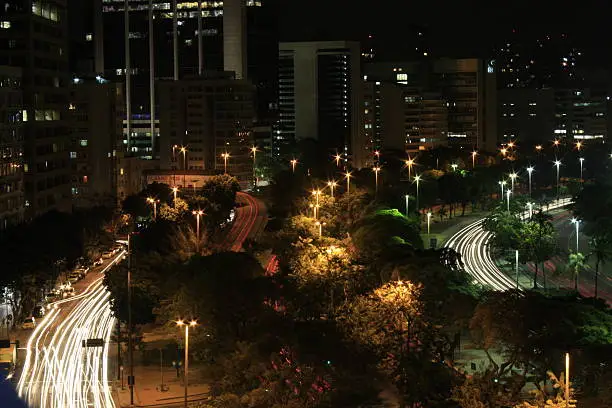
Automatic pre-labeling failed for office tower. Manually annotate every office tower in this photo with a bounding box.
[67,78,125,207]
[362,81,404,163]
[158,74,256,188]
[498,88,555,144]
[278,41,365,168]
[554,89,608,142]
[403,90,448,152]
[224,0,247,79]
[0,66,24,228]
[0,0,71,217]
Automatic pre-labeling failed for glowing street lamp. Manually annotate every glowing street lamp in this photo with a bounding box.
[180,146,188,187]
[290,158,297,173]
[526,202,533,219]
[471,151,477,168]
[172,186,179,204]
[507,141,515,149]
[344,171,352,193]
[374,150,380,162]
[221,152,230,174]
[250,146,258,188]
[373,166,381,194]
[575,141,582,151]
[315,221,326,238]
[451,163,458,172]
[176,320,198,408]
[405,194,410,216]
[509,172,518,194]
[413,174,421,212]
[146,197,159,219]
[535,144,543,153]
[311,189,322,206]
[500,147,508,157]
[554,160,562,198]
[327,180,337,198]
[579,157,584,183]
[526,166,534,196]
[499,180,506,202]
[426,212,432,235]
[334,153,342,167]
[570,218,580,252]
[553,139,560,149]
[405,157,415,180]
[506,189,512,212]
[192,210,204,253]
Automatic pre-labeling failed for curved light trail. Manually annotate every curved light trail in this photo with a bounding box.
[445,198,572,290]
[18,251,125,408]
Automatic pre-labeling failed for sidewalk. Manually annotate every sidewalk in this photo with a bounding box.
[114,365,209,407]
[420,208,487,248]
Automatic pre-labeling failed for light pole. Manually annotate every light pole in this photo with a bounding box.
[221,152,230,174]
[180,146,187,187]
[426,212,432,235]
[373,166,381,194]
[526,202,533,219]
[374,150,380,164]
[554,160,561,198]
[579,157,584,183]
[526,166,534,196]
[499,180,506,203]
[127,232,134,405]
[334,153,342,167]
[315,221,326,237]
[515,250,519,289]
[565,353,571,405]
[176,320,197,408]
[312,189,321,206]
[471,150,477,168]
[575,141,582,152]
[413,174,421,213]
[571,218,580,252]
[506,189,511,213]
[250,146,258,189]
[147,197,158,219]
[192,210,204,253]
[509,172,518,194]
[172,187,179,205]
[327,181,337,198]
[405,157,414,180]
[405,194,410,216]
[290,159,297,173]
[451,163,458,172]
[344,172,352,193]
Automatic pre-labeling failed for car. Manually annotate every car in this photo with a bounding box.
[102,251,113,259]
[21,317,36,330]
[44,293,58,302]
[67,274,81,283]
[32,306,45,318]
[94,258,104,266]
[62,287,75,298]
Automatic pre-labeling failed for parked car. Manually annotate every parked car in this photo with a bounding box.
[21,317,36,330]
[62,287,75,298]
[44,293,58,303]
[102,251,113,259]
[32,306,45,318]
[94,258,104,266]
[67,274,81,284]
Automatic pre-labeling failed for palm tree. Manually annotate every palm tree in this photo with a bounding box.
[568,250,588,292]
[588,234,612,299]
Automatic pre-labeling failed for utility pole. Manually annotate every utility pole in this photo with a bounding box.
[128,233,134,405]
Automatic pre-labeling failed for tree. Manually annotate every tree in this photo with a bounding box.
[158,197,190,222]
[567,250,588,292]
[520,214,557,290]
[588,234,612,299]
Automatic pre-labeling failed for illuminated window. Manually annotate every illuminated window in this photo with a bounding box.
[70,152,77,159]
[0,21,10,29]
[85,33,92,41]
[79,139,88,147]
[120,168,124,175]
[396,73,408,82]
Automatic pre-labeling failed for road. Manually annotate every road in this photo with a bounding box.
[444,198,573,292]
[17,251,125,408]
[222,192,267,251]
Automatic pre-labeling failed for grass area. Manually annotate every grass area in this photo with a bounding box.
[420,205,488,248]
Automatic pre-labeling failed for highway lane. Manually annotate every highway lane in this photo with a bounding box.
[222,192,267,252]
[17,251,125,408]
[444,198,572,291]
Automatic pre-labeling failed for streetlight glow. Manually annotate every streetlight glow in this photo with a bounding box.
[579,157,584,183]
[405,157,415,180]
[344,171,352,193]
[413,174,421,212]
[290,158,298,173]
[373,166,381,194]
[176,319,197,408]
[327,180,337,198]
[526,166,534,196]
[471,151,477,168]
[509,172,518,194]
[554,160,562,198]
[221,152,230,174]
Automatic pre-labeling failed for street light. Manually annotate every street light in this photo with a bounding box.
[526,202,533,219]
[579,157,584,183]
[311,189,322,206]
[426,212,432,236]
[471,151,477,168]
[526,166,534,196]
[405,157,415,180]
[507,141,515,149]
[405,194,410,216]
[509,172,518,194]
[413,174,421,212]
[500,147,507,157]
[192,210,204,253]
[221,152,230,174]
[172,186,179,204]
[554,160,562,198]
[535,144,543,153]
[373,166,381,194]
[506,189,512,213]
[451,163,458,172]
[575,141,582,151]
[499,180,506,202]
[334,153,342,167]
[250,146,258,188]
[180,146,187,187]
[309,203,319,220]
[344,171,352,193]
[315,221,326,238]
[570,218,580,252]
[327,180,337,198]
[290,159,298,173]
[374,150,380,162]
[176,320,198,408]
[147,197,159,219]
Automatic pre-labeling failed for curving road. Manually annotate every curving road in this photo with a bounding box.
[445,198,572,291]
[17,251,125,408]
[222,192,267,252]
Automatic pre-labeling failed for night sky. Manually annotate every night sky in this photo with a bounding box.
[278,0,611,66]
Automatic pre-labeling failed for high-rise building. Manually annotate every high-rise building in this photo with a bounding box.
[404,90,448,152]
[554,88,608,142]
[0,0,72,217]
[363,81,404,163]
[498,88,555,145]
[158,74,255,188]
[67,77,125,207]
[278,41,365,168]
[0,66,24,228]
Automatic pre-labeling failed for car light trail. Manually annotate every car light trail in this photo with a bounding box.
[445,198,572,290]
[18,251,125,408]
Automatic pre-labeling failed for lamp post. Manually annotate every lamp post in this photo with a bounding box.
[176,320,197,408]
[499,180,506,203]
[527,202,533,219]
[334,154,342,167]
[471,150,477,168]
[315,221,326,237]
[127,232,134,405]
[506,189,511,213]
[405,194,410,216]
[290,159,297,173]
[515,250,519,289]
[147,197,158,219]
[373,166,381,194]
[451,163,458,172]
[327,181,337,198]
[172,187,179,204]
[405,157,414,180]
[344,172,352,193]
[221,152,230,174]
[554,160,561,198]
[180,146,187,187]
[509,172,518,194]
[426,212,432,235]
[579,157,584,183]
[250,146,258,189]
[192,210,204,253]
[374,150,380,164]
[565,353,571,405]
[571,218,580,252]
[312,189,321,206]
[575,141,582,151]
[413,174,421,213]
[526,166,534,196]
